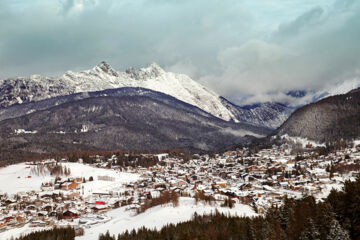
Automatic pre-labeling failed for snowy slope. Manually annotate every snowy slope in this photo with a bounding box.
[0,164,53,195]
[0,162,139,195]
[0,197,256,240]
[0,62,238,122]
[76,197,257,240]
[0,225,52,240]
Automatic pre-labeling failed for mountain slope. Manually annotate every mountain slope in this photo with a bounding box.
[3,62,360,129]
[0,61,293,129]
[220,97,292,129]
[0,62,238,122]
[0,87,218,122]
[0,88,270,153]
[0,86,293,130]
[275,88,360,143]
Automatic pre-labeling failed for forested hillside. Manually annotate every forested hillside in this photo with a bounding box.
[276,88,360,142]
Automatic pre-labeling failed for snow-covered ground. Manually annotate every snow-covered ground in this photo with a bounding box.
[280,134,326,148]
[314,176,355,200]
[0,225,52,240]
[0,163,53,195]
[77,197,257,240]
[61,163,139,197]
[0,197,256,240]
[0,162,139,196]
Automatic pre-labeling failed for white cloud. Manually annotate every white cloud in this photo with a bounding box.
[203,0,360,104]
[0,0,359,105]
[165,60,198,79]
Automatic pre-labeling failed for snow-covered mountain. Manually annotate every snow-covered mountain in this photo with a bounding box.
[4,61,357,129]
[0,62,238,123]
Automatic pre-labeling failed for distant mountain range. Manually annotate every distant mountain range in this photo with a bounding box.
[0,62,236,121]
[0,88,270,153]
[0,61,293,129]
[1,61,360,153]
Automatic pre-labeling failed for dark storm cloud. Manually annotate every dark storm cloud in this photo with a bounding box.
[0,0,359,104]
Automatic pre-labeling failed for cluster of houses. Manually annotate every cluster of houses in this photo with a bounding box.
[0,142,359,233]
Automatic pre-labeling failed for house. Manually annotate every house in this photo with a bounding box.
[215,181,227,188]
[41,183,54,191]
[67,192,80,199]
[62,209,79,219]
[61,182,79,190]
[306,143,313,149]
[30,220,47,227]
[0,221,6,230]
[91,205,111,213]
[95,201,105,205]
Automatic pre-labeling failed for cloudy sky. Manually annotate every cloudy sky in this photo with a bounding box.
[0,0,359,104]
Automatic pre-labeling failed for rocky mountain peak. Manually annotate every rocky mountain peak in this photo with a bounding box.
[125,63,165,80]
[94,61,119,77]
[146,63,165,73]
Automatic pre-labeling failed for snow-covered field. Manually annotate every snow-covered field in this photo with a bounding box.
[0,197,256,240]
[280,134,326,148]
[0,162,140,240]
[0,164,53,195]
[0,225,52,240]
[0,162,139,195]
[314,176,354,200]
[61,163,139,197]
[77,197,257,240]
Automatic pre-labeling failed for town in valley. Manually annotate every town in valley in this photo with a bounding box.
[1,137,359,238]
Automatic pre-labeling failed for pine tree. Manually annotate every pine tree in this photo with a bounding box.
[326,219,350,240]
[299,219,320,240]
[315,202,335,240]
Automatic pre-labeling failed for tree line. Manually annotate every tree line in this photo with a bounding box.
[14,227,75,240]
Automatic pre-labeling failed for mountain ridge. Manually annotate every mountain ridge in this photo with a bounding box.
[0,62,238,124]
[274,87,360,143]
[3,62,359,130]
[0,88,270,153]
[0,62,295,129]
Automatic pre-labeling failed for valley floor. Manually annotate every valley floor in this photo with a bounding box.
[77,197,256,240]
[0,140,359,240]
